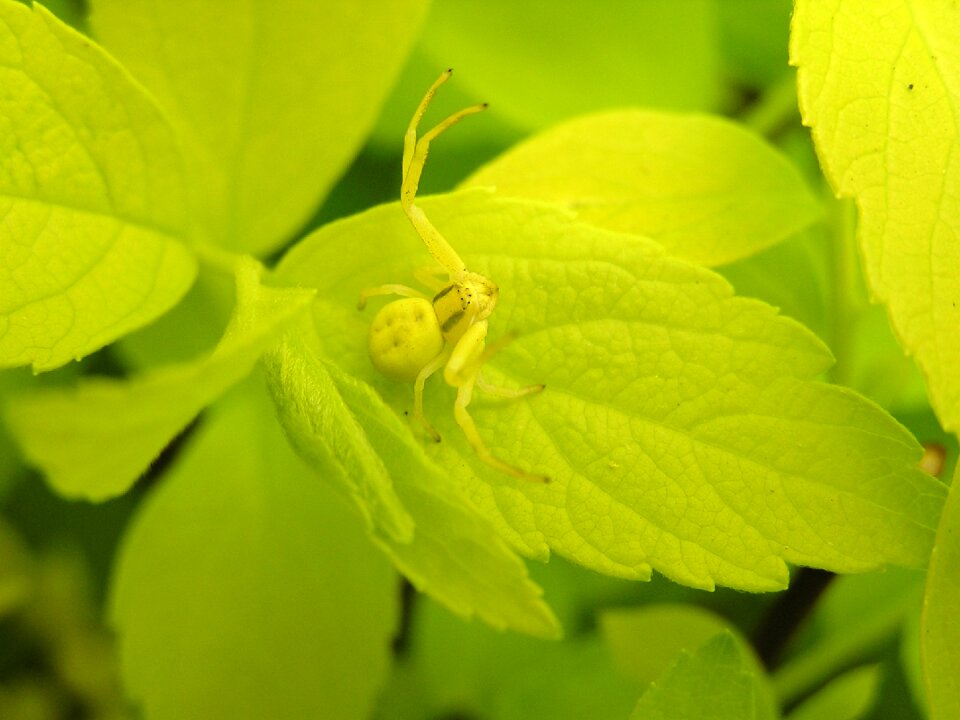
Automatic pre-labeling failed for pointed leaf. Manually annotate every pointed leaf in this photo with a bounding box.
[792,0,960,430]
[89,0,428,255]
[264,318,413,545]
[275,191,945,593]
[4,258,314,500]
[112,380,397,720]
[601,604,778,719]
[630,632,775,720]
[265,323,560,638]
[464,110,821,266]
[601,605,742,685]
[0,2,195,371]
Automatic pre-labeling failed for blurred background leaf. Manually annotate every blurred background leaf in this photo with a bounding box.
[89,0,429,256]
[111,378,398,720]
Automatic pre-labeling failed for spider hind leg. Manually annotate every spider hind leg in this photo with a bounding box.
[453,380,549,483]
[446,323,548,483]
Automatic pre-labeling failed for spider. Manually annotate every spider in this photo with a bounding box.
[358,69,548,483]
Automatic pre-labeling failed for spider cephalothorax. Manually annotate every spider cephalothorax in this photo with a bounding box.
[433,272,498,341]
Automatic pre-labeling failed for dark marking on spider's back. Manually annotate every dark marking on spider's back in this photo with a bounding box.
[441,310,466,334]
[433,284,455,301]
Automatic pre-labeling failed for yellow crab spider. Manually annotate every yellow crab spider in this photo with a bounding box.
[358,69,548,483]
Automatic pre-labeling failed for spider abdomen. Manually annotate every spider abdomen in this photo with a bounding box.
[368,298,444,382]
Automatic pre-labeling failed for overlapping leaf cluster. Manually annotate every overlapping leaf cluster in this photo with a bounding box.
[0,0,956,718]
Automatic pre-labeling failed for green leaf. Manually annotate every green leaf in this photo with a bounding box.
[630,632,775,720]
[786,665,879,720]
[115,264,236,370]
[524,554,641,633]
[265,322,560,638]
[89,0,428,256]
[463,111,822,266]
[0,1,195,371]
[111,378,397,720]
[719,227,832,343]
[602,604,778,719]
[274,190,945,594]
[376,593,640,720]
[601,605,744,685]
[791,0,960,431]
[3,258,314,501]
[419,0,723,130]
[845,307,931,413]
[922,465,960,720]
[719,206,930,414]
[265,319,414,545]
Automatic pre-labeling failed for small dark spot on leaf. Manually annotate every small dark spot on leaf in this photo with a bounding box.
[908,83,915,90]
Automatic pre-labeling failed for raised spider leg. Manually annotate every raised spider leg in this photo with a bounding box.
[446,323,549,483]
[413,264,450,292]
[402,69,452,180]
[357,283,427,310]
[402,70,486,279]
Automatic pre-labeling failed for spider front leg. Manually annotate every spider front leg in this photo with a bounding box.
[445,322,549,483]
[413,264,451,292]
[402,69,486,279]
